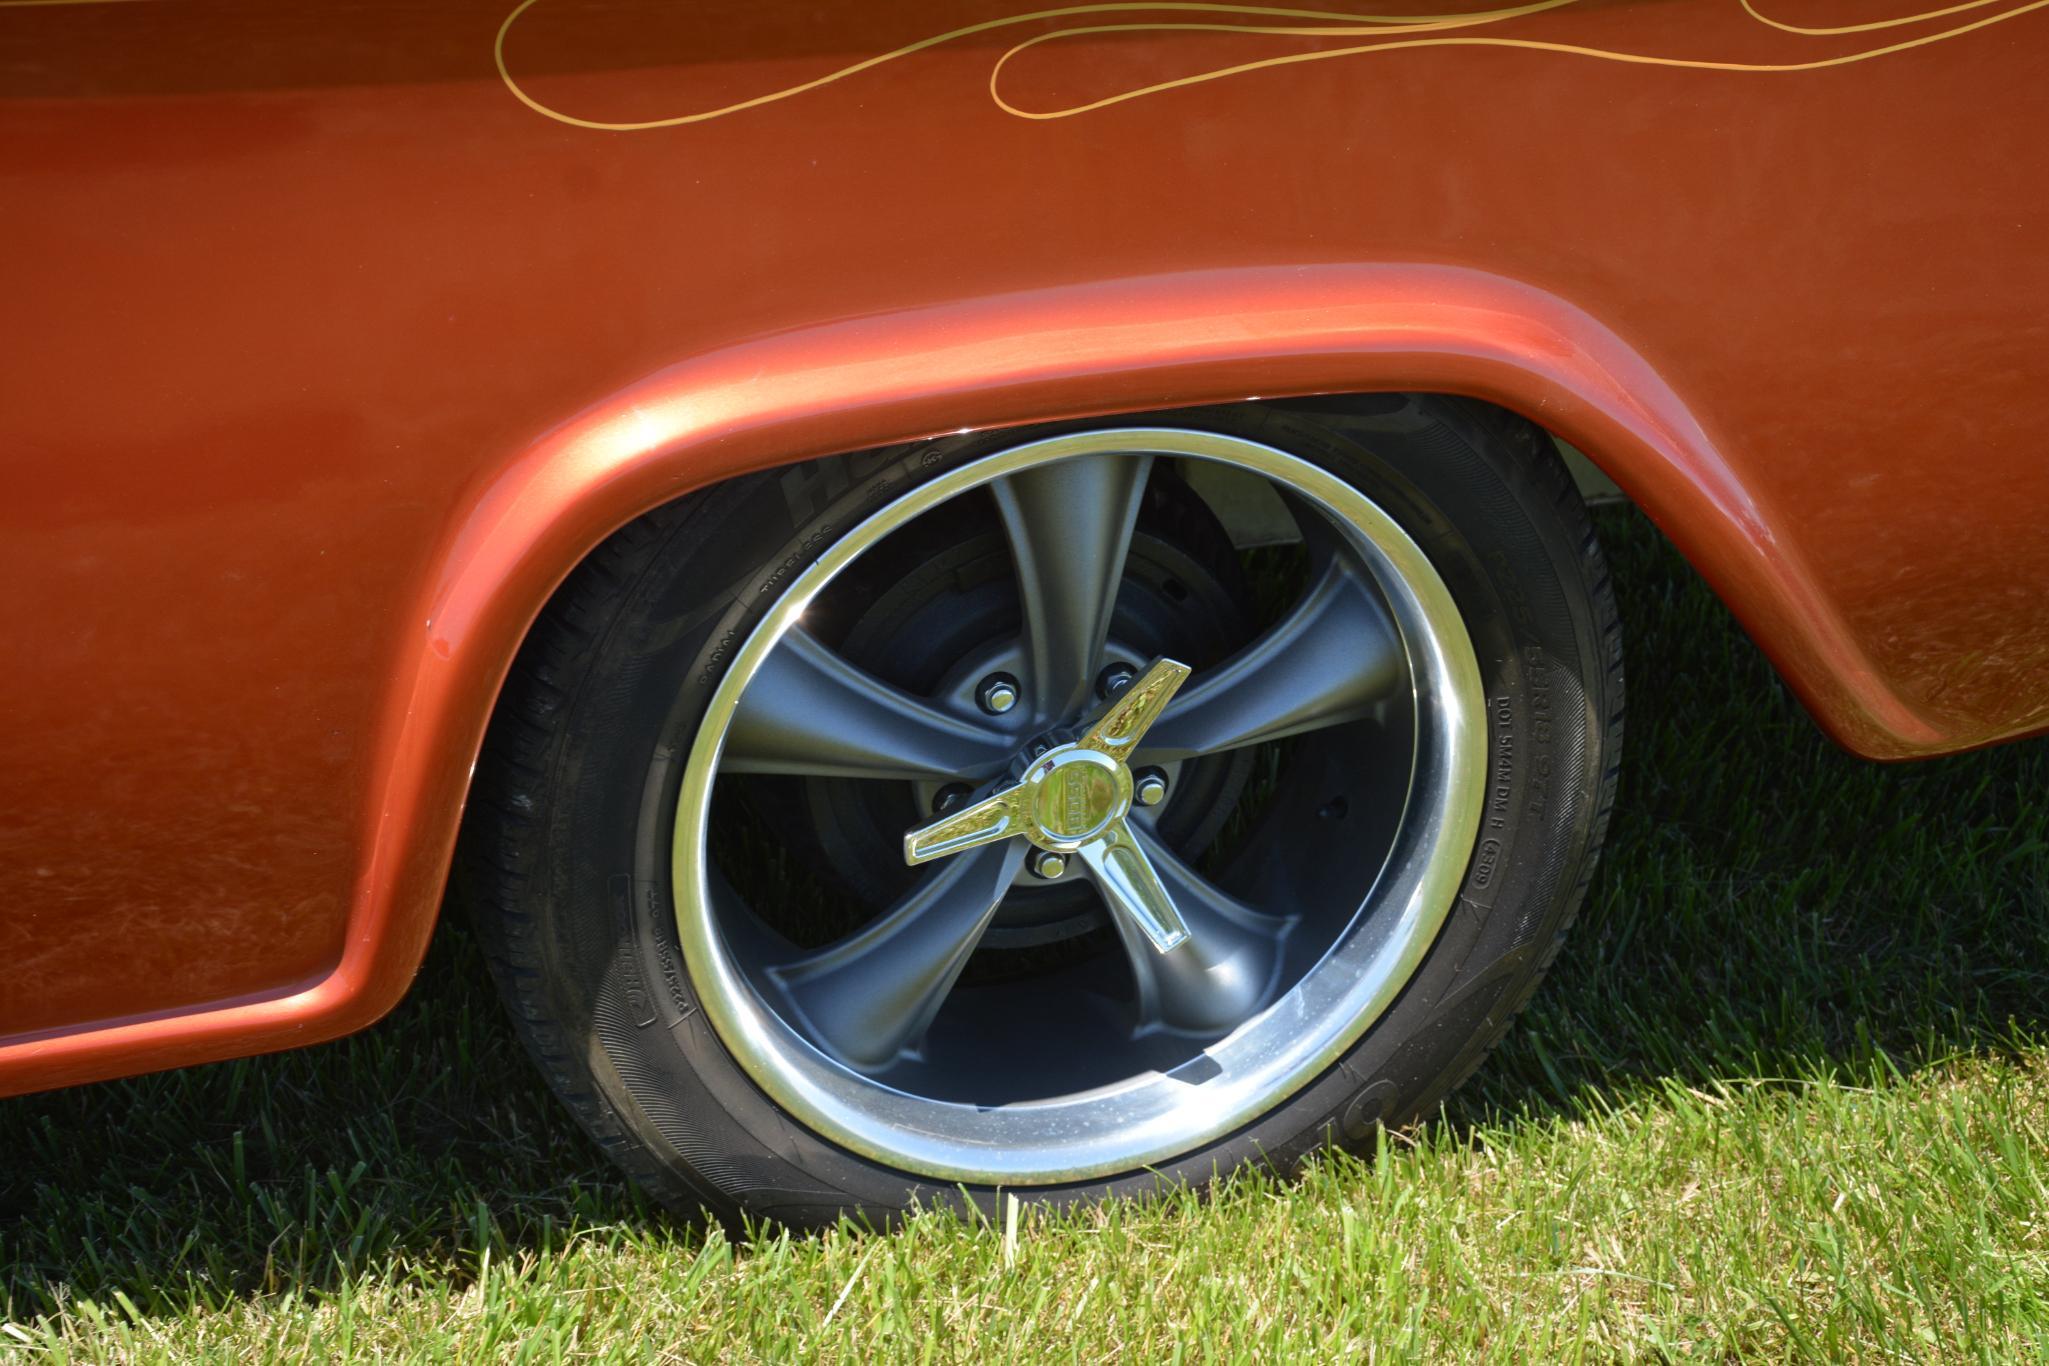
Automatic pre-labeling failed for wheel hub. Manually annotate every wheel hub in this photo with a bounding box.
[1022,748,1128,848]
[723,468,1257,951]
[902,657,1194,952]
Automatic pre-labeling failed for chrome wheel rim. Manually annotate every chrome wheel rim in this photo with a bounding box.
[672,427,1486,1184]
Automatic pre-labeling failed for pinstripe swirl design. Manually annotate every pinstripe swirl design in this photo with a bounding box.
[493,0,2046,129]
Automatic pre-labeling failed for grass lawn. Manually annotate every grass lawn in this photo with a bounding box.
[4,507,2047,1361]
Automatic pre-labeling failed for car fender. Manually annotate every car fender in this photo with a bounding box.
[0,261,1937,1093]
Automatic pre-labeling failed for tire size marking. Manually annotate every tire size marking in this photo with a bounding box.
[609,875,659,1027]
[1487,694,1515,836]
[1522,644,1553,821]
[1476,694,1513,893]
[1484,547,1555,823]
[633,877,695,1020]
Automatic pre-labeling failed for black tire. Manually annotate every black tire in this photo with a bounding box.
[463,395,1622,1226]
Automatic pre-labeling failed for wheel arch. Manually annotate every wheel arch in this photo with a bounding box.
[0,261,1936,1094]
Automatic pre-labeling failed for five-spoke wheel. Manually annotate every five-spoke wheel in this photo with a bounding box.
[472,397,1620,1220]
[673,427,1485,1182]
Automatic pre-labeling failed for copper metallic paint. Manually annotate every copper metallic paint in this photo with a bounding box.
[0,0,2043,1092]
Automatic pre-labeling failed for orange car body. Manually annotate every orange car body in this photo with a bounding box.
[3,0,2044,1093]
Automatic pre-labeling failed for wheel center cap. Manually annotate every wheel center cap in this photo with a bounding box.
[901,656,1189,868]
[1021,747,1130,849]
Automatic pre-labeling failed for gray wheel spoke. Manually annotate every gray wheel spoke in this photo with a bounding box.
[1137,557,1401,762]
[1093,828,1287,1036]
[723,627,1012,781]
[992,453,1154,719]
[767,842,1025,1071]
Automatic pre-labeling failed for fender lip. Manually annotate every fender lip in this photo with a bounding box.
[0,261,1945,1095]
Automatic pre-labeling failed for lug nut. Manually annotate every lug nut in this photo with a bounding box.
[1028,849,1067,880]
[977,673,1020,715]
[1097,661,1137,699]
[1133,767,1169,807]
[932,783,972,815]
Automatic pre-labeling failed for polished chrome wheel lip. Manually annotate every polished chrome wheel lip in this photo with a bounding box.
[672,428,1487,1185]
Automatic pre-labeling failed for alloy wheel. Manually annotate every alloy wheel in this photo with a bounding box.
[671,427,1486,1184]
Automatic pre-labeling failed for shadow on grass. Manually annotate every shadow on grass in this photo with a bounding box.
[4,507,2046,1322]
